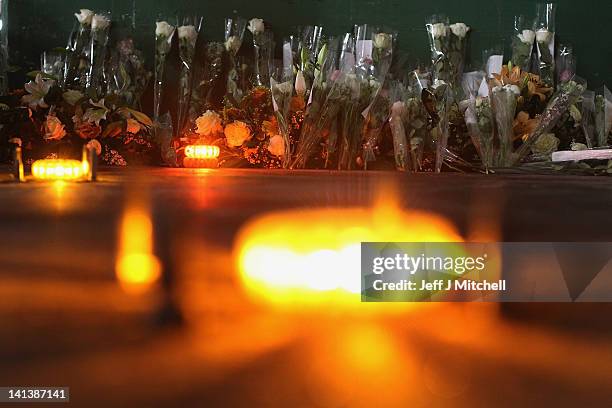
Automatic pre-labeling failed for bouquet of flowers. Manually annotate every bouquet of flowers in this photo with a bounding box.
[491,84,521,167]
[248,18,273,87]
[426,16,470,98]
[64,9,94,89]
[86,12,112,96]
[270,67,295,167]
[510,15,535,71]
[296,26,325,100]
[535,3,556,87]
[594,86,612,147]
[515,78,586,163]
[461,71,495,171]
[176,18,202,136]
[556,44,576,86]
[154,18,175,120]
[224,16,247,102]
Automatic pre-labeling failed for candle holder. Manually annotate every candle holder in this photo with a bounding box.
[30,145,98,182]
[183,144,220,168]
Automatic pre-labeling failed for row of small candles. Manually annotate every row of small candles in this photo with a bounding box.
[10,143,219,182]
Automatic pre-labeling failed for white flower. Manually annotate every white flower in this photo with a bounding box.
[450,23,470,38]
[75,9,94,25]
[536,29,553,43]
[91,14,110,31]
[178,25,198,45]
[62,89,84,106]
[248,18,265,35]
[430,23,448,39]
[156,21,174,38]
[295,71,307,96]
[267,134,285,157]
[43,115,67,141]
[83,99,109,126]
[518,29,536,44]
[195,110,223,137]
[225,35,242,53]
[22,74,54,110]
[433,79,447,89]
[373,33,393,49]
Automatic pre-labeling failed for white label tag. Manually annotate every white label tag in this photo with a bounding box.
[486,55,504,78]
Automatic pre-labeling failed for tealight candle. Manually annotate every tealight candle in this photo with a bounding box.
[183,144,220,168]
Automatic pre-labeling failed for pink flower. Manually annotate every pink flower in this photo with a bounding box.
[43,115,66,141]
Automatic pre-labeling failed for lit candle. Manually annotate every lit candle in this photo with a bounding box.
[183,144,220,168]
[31,159,88,181]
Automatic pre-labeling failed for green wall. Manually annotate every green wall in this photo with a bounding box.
[8,0,612,88]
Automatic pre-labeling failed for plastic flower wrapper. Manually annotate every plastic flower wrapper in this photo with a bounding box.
[361,79,392,168]
[296,26,325,98]
[248,18,272,87]
[579,90,596,148]
[387,82,410,171]
[511,15,536,71]
[535,3,556,87]
[270,65,294,168]
[225,16,247,101]
[404,72,432,172]
[86,12,111,96]
[594,86,612,147]
[556,44,576,87]
[64,9,94,88]
[491,84,521,167]
[176,17,202,139]
[461,71,495,171]
[426,16,470,99]
[154,17,176,121]
[291,36,343,169]
[426,81,453,172]
[515,77,587,163]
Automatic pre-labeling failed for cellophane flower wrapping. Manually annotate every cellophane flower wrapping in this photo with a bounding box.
[154,19,175,121]
[225,17,247,102]
[515,77,587,163]
[64,11,93,89]
[176,18,201,136]
[249,18,273,87]
[86,12,111,96]
[430,81,453,172]
[426,16,470,99]
[297,26,324,100]
[462,71,495,171]
[491,85,520,167]
[511,15,536,71]
[388,82,409,171]
[556,44,576,87]
[291,36,344,169]
[535,3,556,87]
[270,72,294,168]
[594,86,612,147]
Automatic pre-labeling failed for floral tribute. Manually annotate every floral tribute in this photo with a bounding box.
[1,3,611,175]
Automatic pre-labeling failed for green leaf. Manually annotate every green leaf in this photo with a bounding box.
[26,70,58,81]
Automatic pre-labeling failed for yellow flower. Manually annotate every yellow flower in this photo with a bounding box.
[224,121,251,147]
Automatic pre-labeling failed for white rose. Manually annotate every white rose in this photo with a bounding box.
[536,29,553,43]
[373,33,392,49]
[225,36,242,53]
[156,21,174,38]
[450,23,470,38]
[430,23,448,39]
[75,9,94,25]
[91,14,110,31]
[267,134,286,157]
[518,29,536,44]
[433,79,447,89]
[295,71,307,96]
[195,110,223,137]
[178,25,198,44]
[248,18,265,35]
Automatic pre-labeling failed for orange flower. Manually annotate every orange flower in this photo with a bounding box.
[492,65,526,88]
[262,117,280,137]
[513,111,539,141]
[526,75,553,101]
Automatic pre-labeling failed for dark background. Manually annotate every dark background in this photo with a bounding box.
[7,0,612,88]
